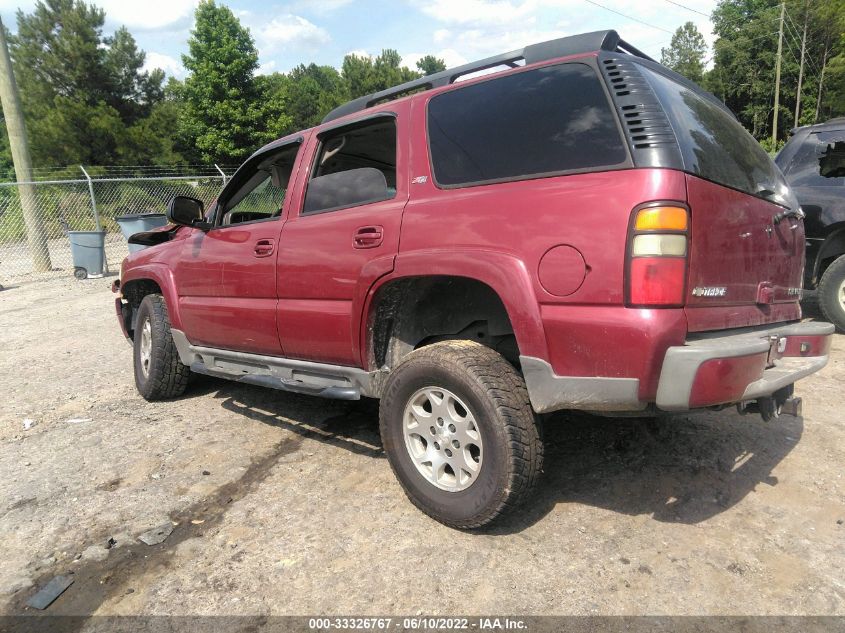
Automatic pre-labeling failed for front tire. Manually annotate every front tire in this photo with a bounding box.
[379,340,543,529]
[818,254,845,333]
[133,294,190,401]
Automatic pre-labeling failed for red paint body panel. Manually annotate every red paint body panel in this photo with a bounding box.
[783,334,832,358]
[540,305,688,400]
[174,222,285,354]
[275,100,410,365]
[684,174,804,320]
[685,303,801,332]
[688,353,767,408]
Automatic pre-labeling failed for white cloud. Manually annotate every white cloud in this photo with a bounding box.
[432,26,571,61]
[255,14,331,54]
[418,0,720,65]
[257,60,278,75]
[287,0,354,15]
[346,49,371,59]
[142,51,185,78]
[420,0,537,25]
[402,49,467,71]
[96,0,197,30]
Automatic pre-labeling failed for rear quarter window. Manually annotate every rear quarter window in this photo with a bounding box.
[427,62,628,187]
[638,65,789,201]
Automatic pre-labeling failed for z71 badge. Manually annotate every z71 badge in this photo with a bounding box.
[692,286,727,297]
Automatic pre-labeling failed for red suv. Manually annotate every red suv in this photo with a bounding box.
[114,31,833,529]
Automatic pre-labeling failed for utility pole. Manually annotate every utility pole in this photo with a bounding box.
[815,39,829,124]
[772,2,785,146]
[0,16,51,271]
[794,2,808,127]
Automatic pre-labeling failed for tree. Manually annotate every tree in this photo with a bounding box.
[104,26,164,123]
[416,55,447,75]
[8,0,170,166]
[661,21,707,83]
[179,0,264,163]
[254,72,294,142]
[10,0,111,107]
[286,63,347,129]
[709,0,845,141]
[342,49,420,99]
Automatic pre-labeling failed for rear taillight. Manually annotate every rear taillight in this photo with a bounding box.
[626,203,689,307]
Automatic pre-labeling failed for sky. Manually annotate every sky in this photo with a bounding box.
[0,0,721,79]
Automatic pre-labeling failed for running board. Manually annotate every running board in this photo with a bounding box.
[170,329,378,400]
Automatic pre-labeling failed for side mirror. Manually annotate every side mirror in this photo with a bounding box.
[166,196,205,227]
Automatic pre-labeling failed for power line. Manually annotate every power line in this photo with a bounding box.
[783,5,822,75]
[662,0,710,19]
[583,0,674,35]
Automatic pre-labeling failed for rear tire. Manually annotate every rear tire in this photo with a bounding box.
[818,254,845,333]
[133,294,190,401]
[379,340,543,529]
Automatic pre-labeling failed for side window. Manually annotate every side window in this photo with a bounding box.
[303,118,396,215]
[218,144,299,227]
[427,63,627,187]
[785,132,845,187]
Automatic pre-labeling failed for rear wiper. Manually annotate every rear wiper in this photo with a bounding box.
[772,207,805,224]
[755,187,804,224]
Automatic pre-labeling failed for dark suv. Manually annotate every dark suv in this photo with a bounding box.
[114,30,833,529]
[775,118,845,331]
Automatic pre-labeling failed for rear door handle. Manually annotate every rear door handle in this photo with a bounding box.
[254,239,275,257]
[353,226,384,249]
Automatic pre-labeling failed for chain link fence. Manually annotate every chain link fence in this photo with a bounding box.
[0,165,235,283]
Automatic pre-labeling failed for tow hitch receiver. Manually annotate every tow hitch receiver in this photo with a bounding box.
[738,385,802,421]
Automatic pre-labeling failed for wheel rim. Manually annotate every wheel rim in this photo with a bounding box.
[139,318,152,378]
[402,387,483,492]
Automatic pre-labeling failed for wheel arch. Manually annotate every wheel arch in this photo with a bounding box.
[120,264,183,336]
[359,251,548,376]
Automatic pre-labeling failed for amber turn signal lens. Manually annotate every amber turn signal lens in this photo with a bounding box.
[635,206,688,231]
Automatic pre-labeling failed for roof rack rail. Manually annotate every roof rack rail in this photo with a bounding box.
[322,30,653,124]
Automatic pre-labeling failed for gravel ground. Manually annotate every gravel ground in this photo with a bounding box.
[1,274,843,617]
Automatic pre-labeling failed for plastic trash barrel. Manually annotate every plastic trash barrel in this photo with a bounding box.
[115,213,169,253]
[67,230,106,280]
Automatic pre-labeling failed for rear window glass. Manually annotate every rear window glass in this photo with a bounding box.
[639,65,789,201]
[782,131,845,187]
[427,63,627,187]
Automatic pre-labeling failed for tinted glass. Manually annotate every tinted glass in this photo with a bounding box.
[304,118,397,214]
[427,63,627,187]
[783,131,845,187]
[640,66,791,203]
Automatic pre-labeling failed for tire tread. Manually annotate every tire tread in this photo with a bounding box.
[380,340,543,529]
[134,294,190,400]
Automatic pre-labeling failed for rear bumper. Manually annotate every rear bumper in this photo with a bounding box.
[655,321,834,411]
[521,320,833,414]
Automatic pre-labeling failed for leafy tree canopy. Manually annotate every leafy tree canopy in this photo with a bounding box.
[661,21,707,83]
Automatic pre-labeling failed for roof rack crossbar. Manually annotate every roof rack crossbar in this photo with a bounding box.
[322,30,654,123]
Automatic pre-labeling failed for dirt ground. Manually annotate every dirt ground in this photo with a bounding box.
[1,273,843,618]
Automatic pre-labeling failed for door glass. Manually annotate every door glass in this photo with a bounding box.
[219,144,299,226]
[303,118,396,215]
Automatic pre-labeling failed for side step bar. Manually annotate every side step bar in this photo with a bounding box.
[170,329,379,400]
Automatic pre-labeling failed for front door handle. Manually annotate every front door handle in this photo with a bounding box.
[254,239,275,257]
[353,226,384,249]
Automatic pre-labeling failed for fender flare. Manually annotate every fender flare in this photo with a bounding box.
[357,249,549,366]
[120,264,183,331]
